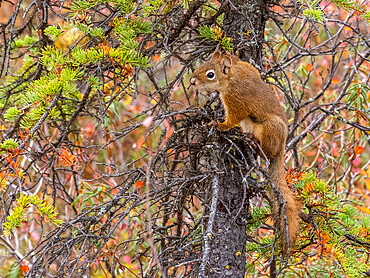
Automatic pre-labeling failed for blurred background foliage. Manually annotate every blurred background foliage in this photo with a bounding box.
[0,0,370,277]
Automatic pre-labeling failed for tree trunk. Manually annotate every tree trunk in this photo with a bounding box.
[199,1,269,277]
[223,0,269,65]
[208,170,250,277]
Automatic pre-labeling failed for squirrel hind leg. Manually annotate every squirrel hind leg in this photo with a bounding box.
[255,116,288,160]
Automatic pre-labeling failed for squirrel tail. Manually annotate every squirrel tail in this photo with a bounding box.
[268,155,300,255]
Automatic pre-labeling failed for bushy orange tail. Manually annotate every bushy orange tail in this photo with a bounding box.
[268,155,301,255]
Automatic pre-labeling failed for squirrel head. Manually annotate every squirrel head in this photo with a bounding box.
[190,50,237,93]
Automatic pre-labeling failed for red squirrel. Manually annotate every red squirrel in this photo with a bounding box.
[189,50,301,254]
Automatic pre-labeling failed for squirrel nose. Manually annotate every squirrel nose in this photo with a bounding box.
[190,77,197,86]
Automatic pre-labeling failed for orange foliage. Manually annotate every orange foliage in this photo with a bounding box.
[135,181,144,188]
[354,146,364,155]
[58,148,76,167]
[20,261,30,273]
[285,168,305,189]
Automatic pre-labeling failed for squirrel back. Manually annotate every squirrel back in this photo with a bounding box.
[190,50,301,255]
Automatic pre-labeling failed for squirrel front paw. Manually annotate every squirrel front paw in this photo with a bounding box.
[216,121,232,131]
[206,121,217,128]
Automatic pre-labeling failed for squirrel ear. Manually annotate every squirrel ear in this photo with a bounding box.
[211,48,222,61]
[221,56,232,74]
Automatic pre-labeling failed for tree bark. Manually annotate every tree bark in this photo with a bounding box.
[207,170,249,277]
[199,146,250,278]
[200,1,269,277]
[223,0,269,65]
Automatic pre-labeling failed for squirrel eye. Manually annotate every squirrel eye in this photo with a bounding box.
[206,70,215,80]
